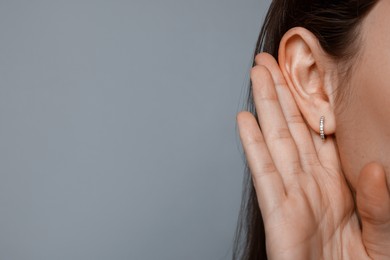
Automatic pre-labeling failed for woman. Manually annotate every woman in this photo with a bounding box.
[234,0,390,259]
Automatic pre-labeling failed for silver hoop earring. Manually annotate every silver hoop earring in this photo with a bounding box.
[320,116,325,141]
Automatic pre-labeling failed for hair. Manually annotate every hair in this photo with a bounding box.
[233,0,378,259]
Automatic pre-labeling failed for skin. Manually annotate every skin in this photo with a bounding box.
[335,1,390,256]
[336,0,390,193]
[237,0,390,258]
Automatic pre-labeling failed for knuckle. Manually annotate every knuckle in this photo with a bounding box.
[252,162,278,182]
[250,66,278,102]
[288,160,303,175]
[247,132,265,147]
[260,162,278,174]
[269,127,291,141]
[286,113,305,125]
[258,91,278,102]
[302,153,321,168]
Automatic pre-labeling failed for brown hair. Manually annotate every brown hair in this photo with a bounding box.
[233,1,378,259]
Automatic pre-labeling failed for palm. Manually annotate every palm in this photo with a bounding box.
[237,53,370,259]
[265,159,364,259]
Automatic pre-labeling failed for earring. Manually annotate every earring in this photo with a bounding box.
[320,116,325,141]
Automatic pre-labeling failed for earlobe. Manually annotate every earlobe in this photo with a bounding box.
[277,27,337,136]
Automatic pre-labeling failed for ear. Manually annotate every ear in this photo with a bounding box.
[278,27,338,136]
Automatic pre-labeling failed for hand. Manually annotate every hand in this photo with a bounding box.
[236,52,370,259]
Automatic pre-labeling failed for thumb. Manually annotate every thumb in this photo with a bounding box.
[356,161,390,253]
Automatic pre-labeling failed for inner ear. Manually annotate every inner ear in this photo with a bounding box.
[290,37,321,95]
[279,28,329,100]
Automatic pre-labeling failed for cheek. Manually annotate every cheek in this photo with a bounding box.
[355,0,390,132]
[352,41,390,133]
[334,0,390,193]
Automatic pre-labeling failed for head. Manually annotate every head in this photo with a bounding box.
[234,0,384,258]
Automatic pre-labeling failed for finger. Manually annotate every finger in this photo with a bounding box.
[250,65,302,190]
[255,53,321,171]
[237,111,286,215]
[356,162,390,226]
[310,124,342,173]
[255,52,340,173]
[356,162,390,251]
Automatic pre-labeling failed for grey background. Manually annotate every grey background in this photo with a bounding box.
[0,0,270,259]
